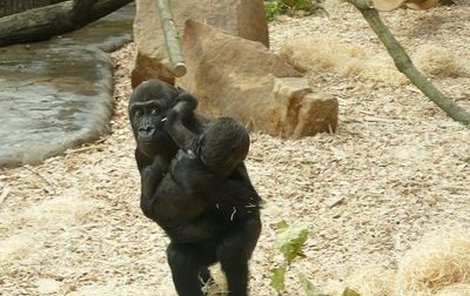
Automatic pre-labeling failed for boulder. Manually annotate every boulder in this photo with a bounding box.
[177,20,338,138]
[132,0,269,87]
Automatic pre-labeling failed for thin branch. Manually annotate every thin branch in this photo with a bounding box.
[348,0,470,126]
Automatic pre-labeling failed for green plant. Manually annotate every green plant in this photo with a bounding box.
[264,0,314,21]
[269,220,362,296]
[264,0,288,21]
[270,220,319,295]
[282,0,313,11]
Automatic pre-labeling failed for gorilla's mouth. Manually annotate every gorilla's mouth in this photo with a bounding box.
[139,139,154,152]
[139,127,166,150]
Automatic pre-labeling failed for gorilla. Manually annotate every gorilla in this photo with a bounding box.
[128,79,262,296]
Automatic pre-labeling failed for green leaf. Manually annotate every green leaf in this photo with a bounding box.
[297,272,329,296]
[270,264,287,292]
[276,222,309,264]
[273,219,289,231]
[342,287,361,296]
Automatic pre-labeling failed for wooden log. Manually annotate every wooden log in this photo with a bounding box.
[0,0,133,47]
[155,0,187,77]
[0,0,67,17]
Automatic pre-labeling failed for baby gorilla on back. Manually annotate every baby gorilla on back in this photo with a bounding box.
[129,79,262,296]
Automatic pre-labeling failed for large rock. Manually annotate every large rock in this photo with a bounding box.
[177,20,338,138]
[132,0,269,87]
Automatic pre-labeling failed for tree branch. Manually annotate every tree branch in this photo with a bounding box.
[155,0,187,77]
[348,0,470,126]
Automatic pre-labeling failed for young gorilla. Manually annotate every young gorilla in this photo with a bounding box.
[129,79,262,296]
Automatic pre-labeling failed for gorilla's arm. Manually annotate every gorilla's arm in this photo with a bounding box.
[140,158,166,220]
[135,149,153,174]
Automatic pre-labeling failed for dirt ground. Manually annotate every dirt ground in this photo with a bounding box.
[0,1,469,296]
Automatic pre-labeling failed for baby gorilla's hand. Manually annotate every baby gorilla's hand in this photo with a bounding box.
[162,107,175,125]
[164,91,197,125]
[163,101,188,133]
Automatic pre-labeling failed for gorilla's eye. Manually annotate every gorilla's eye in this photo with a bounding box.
[134,109,143,117]
[151,108,159,116]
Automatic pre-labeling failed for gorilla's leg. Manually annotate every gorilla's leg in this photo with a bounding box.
[216,217,262,296]
[199,267,214,287]
[167,242,216,296]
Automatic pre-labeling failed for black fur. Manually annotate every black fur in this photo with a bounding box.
[129,79,262,296]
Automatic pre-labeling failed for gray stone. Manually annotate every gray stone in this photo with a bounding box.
[0,4,134,167]
[132,0,269,87]
[176,20,338,138]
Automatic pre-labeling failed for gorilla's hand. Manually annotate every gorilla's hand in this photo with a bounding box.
[164,91,197,126]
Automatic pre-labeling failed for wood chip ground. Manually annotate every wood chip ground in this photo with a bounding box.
[0,2,468,295]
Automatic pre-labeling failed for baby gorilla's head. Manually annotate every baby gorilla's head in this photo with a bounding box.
[200,117,250,177]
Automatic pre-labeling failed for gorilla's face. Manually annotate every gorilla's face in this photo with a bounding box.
[128,80,178,156]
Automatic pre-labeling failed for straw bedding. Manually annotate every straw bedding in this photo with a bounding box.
[0,1,469,295]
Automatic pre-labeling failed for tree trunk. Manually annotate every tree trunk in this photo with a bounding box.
[348,0,470,127]
[0,0,133,47]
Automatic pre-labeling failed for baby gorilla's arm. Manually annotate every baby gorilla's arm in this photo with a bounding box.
[163,91,199,154]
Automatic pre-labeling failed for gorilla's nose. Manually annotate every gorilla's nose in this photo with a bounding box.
[138,125,155,138]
